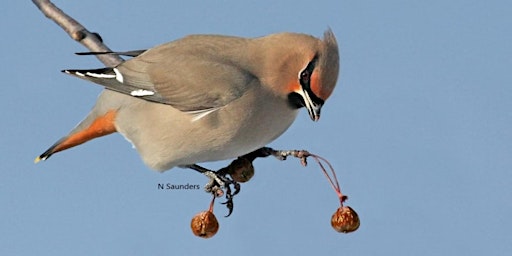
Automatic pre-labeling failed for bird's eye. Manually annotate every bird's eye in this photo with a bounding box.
[299,56,317,87]
[300,69,311,85]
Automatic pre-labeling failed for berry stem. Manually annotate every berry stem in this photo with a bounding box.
[310,154,345,206]
[208,195,216,212]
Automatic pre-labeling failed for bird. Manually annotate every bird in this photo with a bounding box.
[35,29,339,175]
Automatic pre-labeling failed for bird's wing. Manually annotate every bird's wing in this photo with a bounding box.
[120,51,255,111]
[64,36,256,113]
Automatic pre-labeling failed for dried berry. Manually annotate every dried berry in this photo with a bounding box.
[331,206,360,233]
[228,157,254,183]
[190,210,219,238]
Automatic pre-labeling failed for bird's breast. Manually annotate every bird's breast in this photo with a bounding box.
[114,87,299,171]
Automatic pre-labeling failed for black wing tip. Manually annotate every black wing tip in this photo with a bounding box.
[75,51,114,56]
[74,50,146,57]
[61,69,82,76]
[61,67,114,76]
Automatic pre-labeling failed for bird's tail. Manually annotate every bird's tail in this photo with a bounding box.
[34,110,118,163]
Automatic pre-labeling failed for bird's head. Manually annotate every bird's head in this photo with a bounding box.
[261,29,339,121]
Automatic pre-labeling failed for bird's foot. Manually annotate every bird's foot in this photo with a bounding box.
[202,170,227,196]
[245,147,312,166]
[187,164,241,217]
[268,148,312,166]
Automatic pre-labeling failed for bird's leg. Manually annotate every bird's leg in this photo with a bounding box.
[185,147,311,217]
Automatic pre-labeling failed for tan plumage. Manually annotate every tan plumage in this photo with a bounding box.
[36,30,339,172]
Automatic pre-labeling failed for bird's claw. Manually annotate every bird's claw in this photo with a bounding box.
[220,180,242,217]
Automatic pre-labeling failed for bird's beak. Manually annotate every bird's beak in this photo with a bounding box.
[302,89,323,122]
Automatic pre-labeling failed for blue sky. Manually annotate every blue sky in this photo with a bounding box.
[2,0,511,255]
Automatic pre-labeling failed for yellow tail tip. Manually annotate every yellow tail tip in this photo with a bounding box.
[34,156,42,164]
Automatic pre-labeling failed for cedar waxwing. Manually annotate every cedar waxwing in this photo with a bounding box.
[35,30,339,173]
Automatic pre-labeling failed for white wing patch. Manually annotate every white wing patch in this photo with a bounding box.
[130,89,155,97]
[113,68,124,83]
[187,107,221,122]
[85,72,116,79]
[67,70,85,77]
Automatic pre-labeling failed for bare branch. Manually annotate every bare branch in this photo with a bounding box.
[32,0,123,67]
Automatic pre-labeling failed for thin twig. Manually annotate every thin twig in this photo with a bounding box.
[32,0,123,67]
